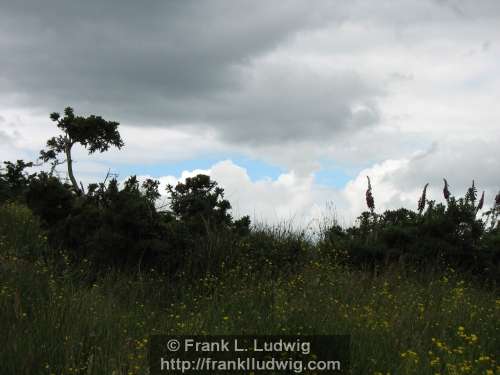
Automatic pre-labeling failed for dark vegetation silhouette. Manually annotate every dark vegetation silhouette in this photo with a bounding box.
[1,107,499,283]
[322,179,500,282]
[39,107,124,195]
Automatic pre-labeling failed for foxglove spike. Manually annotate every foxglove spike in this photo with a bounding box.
[418,183,429,214]
[443,178,450,201]
[366,176,375,212]
[477,191,485,211]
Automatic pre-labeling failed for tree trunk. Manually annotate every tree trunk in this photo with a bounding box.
[65,143,82,195]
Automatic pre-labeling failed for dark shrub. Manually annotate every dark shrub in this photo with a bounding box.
[0,160,36,203]
[324,180,499,282]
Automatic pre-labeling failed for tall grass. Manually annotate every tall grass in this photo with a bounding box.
[0,203,498,374]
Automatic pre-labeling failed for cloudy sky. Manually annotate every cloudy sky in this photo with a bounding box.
[1,0,499,226]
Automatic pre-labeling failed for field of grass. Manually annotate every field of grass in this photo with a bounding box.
[0,203,498,374]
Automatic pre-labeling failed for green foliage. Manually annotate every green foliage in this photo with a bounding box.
[0,160,35,203]
[239,224,313,274]
[48,107,124,154]
[167,174,233,232]
[324,179,500,282]
[2,167,252,279]
[0,202,48,259]
[160,174,251,277]
[25,172,75,227]
[1,249,498,375]
[40,107,124,194]
[1,105,498,284]
[52,176,169,268]
[483,190,500,230]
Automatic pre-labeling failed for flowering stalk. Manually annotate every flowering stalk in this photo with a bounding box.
[443,178,450,202]
[476,191,485,214]
[366,176,375,214]
[418,183,429,215]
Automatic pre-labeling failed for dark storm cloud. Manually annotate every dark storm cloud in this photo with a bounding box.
[0,0,383,144]
[1,1,291,100]
[196,64,382,143]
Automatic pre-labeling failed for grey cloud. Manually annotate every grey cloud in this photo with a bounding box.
[391,138,500,198]
[0,126,22,147]
[0,0,380,145]
[389,73,414,82]
[202,65,382,144]
[433,0,500,19]
[0,130,13,145]
[0,1,343,103]
[2,0,498,149]
[0,115,19,145]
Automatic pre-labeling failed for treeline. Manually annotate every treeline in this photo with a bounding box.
[1,107,499,282]
[0,161,253,276]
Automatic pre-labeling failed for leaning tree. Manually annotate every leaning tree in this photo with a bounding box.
[39,107,124,195]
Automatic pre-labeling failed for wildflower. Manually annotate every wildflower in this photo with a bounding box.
[495,191,500,207]
[443,178,451,201]
[477,191,485,212]
[400,350,419,364]
[418,183,429,214]
[467,334,478,344]
[430,357,440,367]
[366,176,375,212]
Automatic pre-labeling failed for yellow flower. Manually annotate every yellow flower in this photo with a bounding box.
[430,357,440,367]
[400,350,419,364]
[477,355,490,362]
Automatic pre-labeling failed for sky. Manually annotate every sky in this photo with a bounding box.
[1,0,499,227]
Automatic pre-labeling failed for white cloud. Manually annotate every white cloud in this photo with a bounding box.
[133,160,341,229]
[140,147,499,229]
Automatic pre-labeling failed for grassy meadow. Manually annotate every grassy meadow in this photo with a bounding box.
[0,202,498,375]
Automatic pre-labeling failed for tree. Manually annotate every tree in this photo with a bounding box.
[39,107,124,195]
[167,174,233,231]
[166,174,251,235]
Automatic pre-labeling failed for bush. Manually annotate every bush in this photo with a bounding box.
[3,151,498,283]
[238,223,313,275]
[0,202,48,259]
[25,172,75,229]
[20,172,252,279]
[154,174,252,278]
[0,160,36,204]
[322,180,500,282]
[52,177,169,269]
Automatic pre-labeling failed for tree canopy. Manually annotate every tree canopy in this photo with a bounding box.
[39,107,124,195]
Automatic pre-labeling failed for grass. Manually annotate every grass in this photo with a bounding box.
[0,203,498,374]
